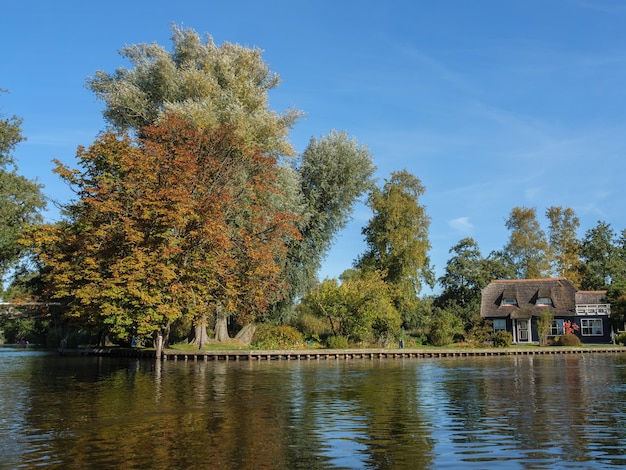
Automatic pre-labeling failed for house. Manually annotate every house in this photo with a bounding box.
[480,278,612,344]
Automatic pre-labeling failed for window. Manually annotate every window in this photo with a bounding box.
[502,298,518,307]
[493,319,506,332]
[549,319,564,336]
[581,319,603,336]
[537,297,553,307]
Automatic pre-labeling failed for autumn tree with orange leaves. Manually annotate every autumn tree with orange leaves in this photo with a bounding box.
[31,116,300,344]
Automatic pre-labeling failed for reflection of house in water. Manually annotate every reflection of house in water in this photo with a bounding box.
[480,278,612,344]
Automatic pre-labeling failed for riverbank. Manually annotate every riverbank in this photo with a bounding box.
[61,344,626,360]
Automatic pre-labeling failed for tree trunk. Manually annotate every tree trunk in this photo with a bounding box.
[235,324,256,345]
[214,303,230,342]
[190,314,211,347]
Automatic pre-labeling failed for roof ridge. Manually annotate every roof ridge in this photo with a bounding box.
[491,277,567,283]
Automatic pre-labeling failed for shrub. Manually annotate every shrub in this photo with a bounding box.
[616,332,626,346]
[326,335,350,349]
[428,310,464,347]
[492,330,513,348]
[290,312,329,337]
[556,333,582,346]
[252,325,303,349]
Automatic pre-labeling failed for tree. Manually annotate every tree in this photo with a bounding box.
[437,238,490,307]
[356,171,434,332]
[357,170,434,295]
[0,99,46,289]
[87,26,375,323]
[578,221,618,290]
[536,309,554,346]
[546,206,581,286]
[503,207,550,279]
[301,270,400,343]
[273,131,376,320]
[31,116,300,342]
[436,238,497,330]
[87,25,300,157]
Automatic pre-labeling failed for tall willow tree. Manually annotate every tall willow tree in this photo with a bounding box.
[87,25,301,157]
[504,206,551,279]
[356,170,434,321]
[272,131,376,321]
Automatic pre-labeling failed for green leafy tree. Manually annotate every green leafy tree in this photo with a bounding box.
[356,170,434,323]
[436,238,493,327]
[504,206,550,279]
[578,221,617,290]
[546,206,581,286]
[0,98,46,290]
[301,270,401,343]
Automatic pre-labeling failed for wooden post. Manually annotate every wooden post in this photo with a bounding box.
[156,334,163,359]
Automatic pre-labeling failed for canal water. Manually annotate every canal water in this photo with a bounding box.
[1,348,626,469]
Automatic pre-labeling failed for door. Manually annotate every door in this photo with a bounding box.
[516,319,530,343]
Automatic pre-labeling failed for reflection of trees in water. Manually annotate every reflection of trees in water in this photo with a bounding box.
[437,355,626,466]
[278,361,436,469]
[11,354,626,468]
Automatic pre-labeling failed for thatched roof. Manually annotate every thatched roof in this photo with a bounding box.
[575,290,608,304]
[480,278,577,318]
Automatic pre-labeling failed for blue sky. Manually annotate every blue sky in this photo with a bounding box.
[3,0,626,293]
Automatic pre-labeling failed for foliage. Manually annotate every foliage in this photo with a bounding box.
[436,238,491,318]
[578,221,620,290]
[504,206,551,279]
[537,310,554,346]
[557,333,581,346]
[252,324,303,349]
[400,295,433,339]
[356,170,434,326]
[326,335,350,349]
[273,131,376,320]
[546,206,582,286]
[615,331,626,346]
[608,280,626,331]
[289,311,329,338]
[428,309,464,346]
[87,26,376,323]
[465,317,493,345]
[87,25,300,156]
[0,99,46,287]
[30,116,300,340]
[492,330,513,348]
[300,270,401,343]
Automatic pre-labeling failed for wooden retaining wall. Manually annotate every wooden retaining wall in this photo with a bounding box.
[160,346,626,362]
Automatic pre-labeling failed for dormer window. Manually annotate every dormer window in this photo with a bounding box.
[536,297,553,307]
[502,297,518,307]
[536,287,553,307]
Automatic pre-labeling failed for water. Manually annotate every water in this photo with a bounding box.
[1,349,626,469]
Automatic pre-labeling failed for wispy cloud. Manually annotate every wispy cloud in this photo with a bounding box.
[449,217,474,234]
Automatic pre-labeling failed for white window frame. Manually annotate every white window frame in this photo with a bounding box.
[580,318,603,336]
[549,319,564,336]
[493,319,506,332]
[537,297,553,307]
[502,298,518,307]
